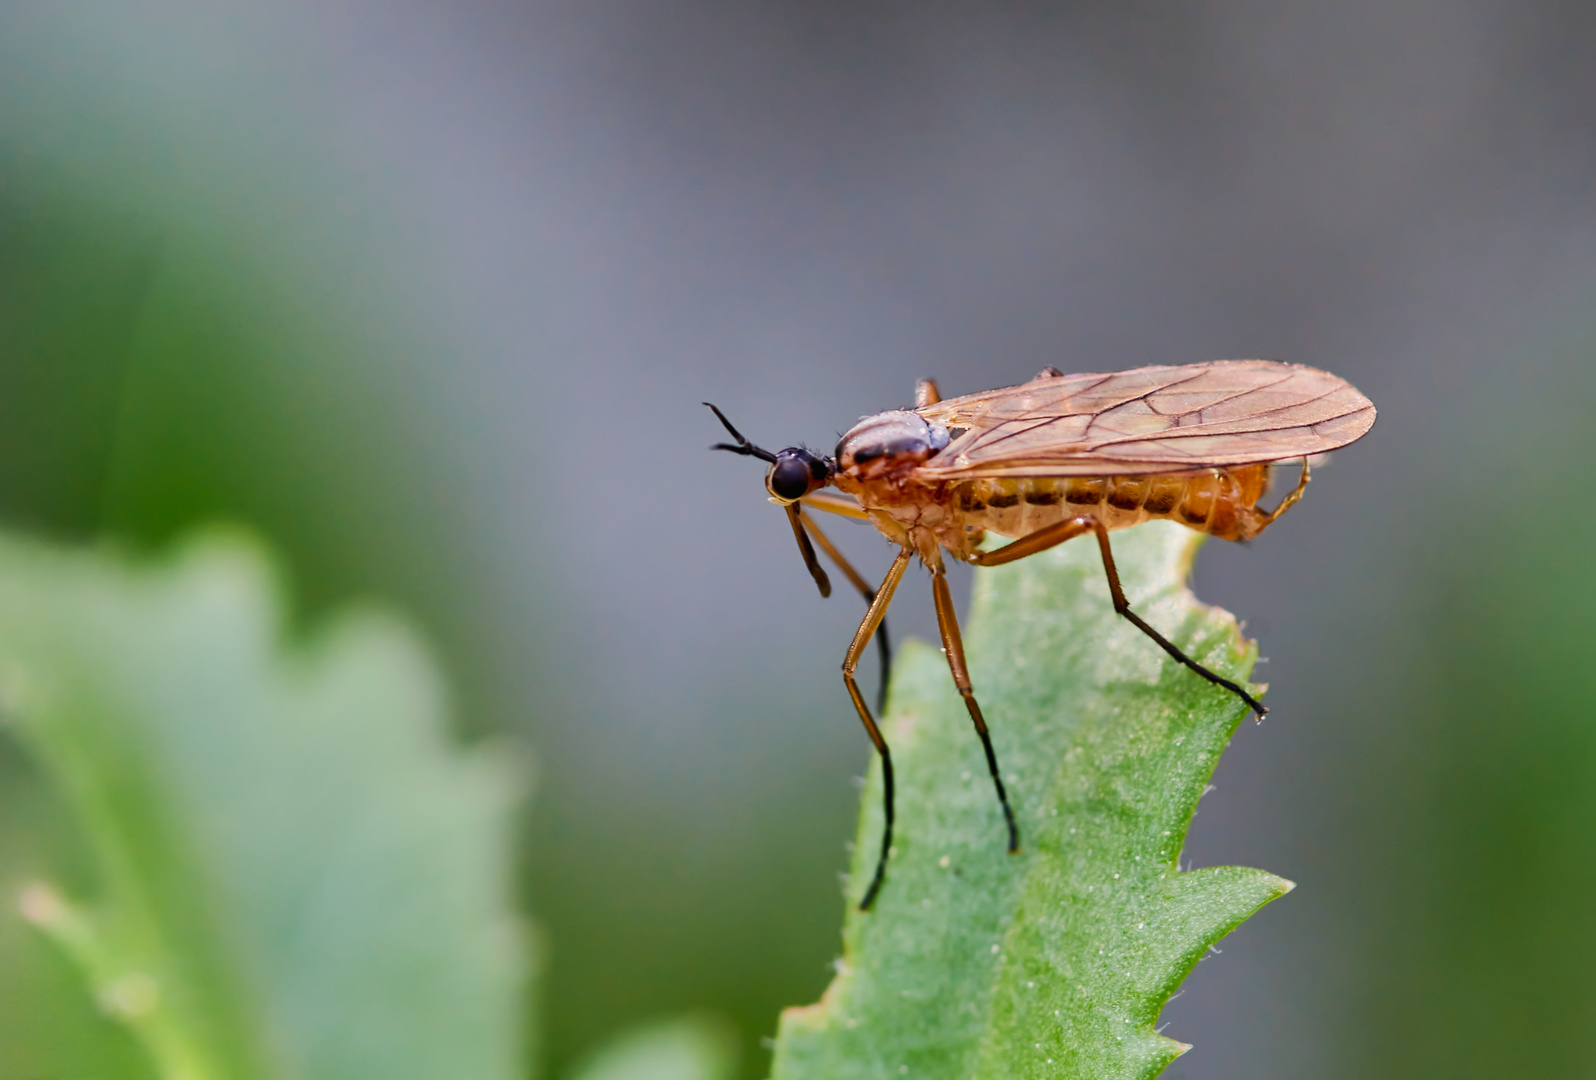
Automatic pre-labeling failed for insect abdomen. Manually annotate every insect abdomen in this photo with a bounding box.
[952,465,1272,542]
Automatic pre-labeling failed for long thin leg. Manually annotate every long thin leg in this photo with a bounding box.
[928,552,1020,853]
[800,490,871,521]
[1249,456,1311,537]
[972,515,1098,568]
[974,516,1267,717]
[785,503,831,597]
[802,513,892,714]
[844,547,913,910]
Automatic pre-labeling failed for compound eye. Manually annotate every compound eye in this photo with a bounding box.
[768,455,814,502]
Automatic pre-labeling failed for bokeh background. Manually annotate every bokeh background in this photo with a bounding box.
[2,3,1595,1077]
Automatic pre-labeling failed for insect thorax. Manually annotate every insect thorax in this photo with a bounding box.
[834,411,950,480]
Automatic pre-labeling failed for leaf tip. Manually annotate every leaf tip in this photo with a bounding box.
[1277,876,1298,895]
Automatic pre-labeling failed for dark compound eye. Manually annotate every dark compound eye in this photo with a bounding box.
[769,455,814,501]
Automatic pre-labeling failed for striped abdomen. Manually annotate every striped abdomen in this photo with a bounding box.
[951,464,1273,542]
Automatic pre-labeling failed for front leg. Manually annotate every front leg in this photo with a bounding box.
[800,511,893,715]
[843,547,914,911]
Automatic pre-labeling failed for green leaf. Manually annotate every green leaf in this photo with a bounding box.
[0,529,529,1080]
[567,1015,738,1080]
[771,521,1291,1080]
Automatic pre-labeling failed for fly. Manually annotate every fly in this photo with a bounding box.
[708,360,1376,909]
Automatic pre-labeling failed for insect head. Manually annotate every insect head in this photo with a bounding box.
[705,402,834,504]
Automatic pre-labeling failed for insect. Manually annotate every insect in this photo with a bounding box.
[708,360,1375,909]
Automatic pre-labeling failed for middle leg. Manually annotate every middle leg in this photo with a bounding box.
[927,549,1020,853]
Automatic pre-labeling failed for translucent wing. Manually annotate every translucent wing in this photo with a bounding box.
[914,360,1376,478]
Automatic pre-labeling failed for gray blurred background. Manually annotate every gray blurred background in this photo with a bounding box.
[2,2,1595,1077]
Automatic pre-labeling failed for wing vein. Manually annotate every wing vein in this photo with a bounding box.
[910,361,1375,478]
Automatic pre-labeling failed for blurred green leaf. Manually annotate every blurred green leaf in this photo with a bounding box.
[568,1015,737,1080]
[771,522,1290,1079]
[0,528,529,1080]
[1346,479,1596,1077]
